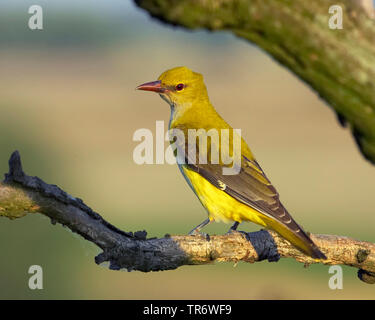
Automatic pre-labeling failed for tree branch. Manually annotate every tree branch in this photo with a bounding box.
[134,0,375,165]
[0,152,374,283]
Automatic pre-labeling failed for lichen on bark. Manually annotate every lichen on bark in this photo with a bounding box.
[0,183,39,219]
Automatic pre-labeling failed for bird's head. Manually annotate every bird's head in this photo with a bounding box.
[136,66,209,107]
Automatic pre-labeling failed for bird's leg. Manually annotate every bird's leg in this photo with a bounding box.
[188,218,211,236]
[227,221,240,233]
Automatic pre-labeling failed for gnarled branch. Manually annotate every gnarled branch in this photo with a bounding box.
[0,151,374,283]
[134,0,375,164]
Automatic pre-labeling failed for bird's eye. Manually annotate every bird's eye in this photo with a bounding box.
[175,83,185,91]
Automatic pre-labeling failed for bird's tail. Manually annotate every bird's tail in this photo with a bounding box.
[262,215,327,260]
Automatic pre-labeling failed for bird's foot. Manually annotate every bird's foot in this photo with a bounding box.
[226,229,242,235]
[226,221,240,234]
[188,218,211,235]
[188,230,210,241]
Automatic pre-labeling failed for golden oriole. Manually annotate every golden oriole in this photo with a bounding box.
[137,66,326,260]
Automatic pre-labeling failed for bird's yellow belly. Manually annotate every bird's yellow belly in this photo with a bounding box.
[181,166,267,226]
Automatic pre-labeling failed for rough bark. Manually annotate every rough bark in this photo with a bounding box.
[134,0,375,164]
[0,151,374,284]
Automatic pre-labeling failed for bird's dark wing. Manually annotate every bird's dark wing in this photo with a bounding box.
[170,127,326,259]
[186,153,301,231]
[171,127,289,224]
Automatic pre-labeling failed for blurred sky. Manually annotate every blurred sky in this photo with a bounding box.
[0,0,374,299]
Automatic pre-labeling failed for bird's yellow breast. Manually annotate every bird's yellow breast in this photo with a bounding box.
[180,165,267,226]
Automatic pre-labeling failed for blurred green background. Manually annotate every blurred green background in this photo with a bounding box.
[0,0,374,299]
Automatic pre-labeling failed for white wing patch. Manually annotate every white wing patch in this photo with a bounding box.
[217,180,226,191]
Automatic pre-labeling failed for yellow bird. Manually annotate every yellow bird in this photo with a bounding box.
[136,66,326,259]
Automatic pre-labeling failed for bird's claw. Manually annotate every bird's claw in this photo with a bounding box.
[188,230,210,241]
[226,221,240,234]
[226,228,241,235]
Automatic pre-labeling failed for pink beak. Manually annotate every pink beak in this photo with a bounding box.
[136,80,166,93]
